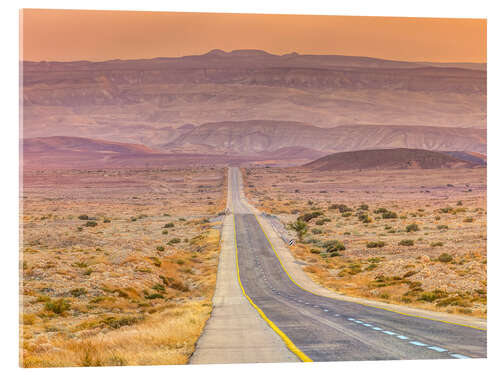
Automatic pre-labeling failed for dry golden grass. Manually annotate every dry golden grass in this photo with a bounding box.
[22,301,212,367]
[243,167,487,318]
[20,167,227,367]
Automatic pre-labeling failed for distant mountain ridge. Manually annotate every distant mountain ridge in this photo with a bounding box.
[22,49,486,145]
[165,120,486,155]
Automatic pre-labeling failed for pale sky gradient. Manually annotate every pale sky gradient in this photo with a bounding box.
[20,9,486,63]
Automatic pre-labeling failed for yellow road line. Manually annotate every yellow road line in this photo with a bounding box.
[232,214,313,362]
[253,213,486,332]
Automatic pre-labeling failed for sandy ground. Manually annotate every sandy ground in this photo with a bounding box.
[20,167,226,367]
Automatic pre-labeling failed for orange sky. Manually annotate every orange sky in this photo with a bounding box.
[20,9,486,63]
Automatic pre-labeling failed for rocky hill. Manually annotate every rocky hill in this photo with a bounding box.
[166,121,486,154]
[304,148,479,171]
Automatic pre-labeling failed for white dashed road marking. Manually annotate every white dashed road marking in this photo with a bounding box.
[428,346,447,353]
[410,341,427,347]
[450,354,470,359]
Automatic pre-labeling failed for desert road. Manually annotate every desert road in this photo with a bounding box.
[228,167,486,362]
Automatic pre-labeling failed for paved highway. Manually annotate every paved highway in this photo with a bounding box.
[230,167,486,362]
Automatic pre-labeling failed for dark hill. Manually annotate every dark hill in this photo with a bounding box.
[304,148,479,171]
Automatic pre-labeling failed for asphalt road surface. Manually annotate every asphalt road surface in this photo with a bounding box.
[230,167,486,362]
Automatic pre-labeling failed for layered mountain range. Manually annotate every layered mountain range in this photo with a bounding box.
[22,49,486,146]
[21,50,486,169]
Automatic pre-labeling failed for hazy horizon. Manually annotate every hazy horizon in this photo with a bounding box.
[21,10,486,63]
[20,48,488,64]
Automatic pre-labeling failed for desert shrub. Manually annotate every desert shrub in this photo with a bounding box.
[341,212,352,217]
[70,288,87,297]
[149,257,161,267]
[431,241,444,247]
[144,293,164,300]
[374,208,388,214]
[406,223,420,232]
[357,212,371,222]
[78,215,89,220]
[436,296,471,307]
[399,239,414,246]
[176,259,185,265]
[382,211,398,219]
[162,230,169,235]
[321,240,346,252]
[329,204,352,213]
[298,211,323,222]
[151,283,165,292]
[45,298,70,314]
[365,263,378,271]
[73,261,88,268]
[103,218,111,223]
[380,293,390,299]
[101,316,139,329]
[457,200,463,206]
[438,253,453,263]
[156,246,165,252]
[359,204,369,211]
[164,223,174,228]
[131,217,137,222]
[85,221,98,227]
[463,217,474,223]
[168,238,181,245]
[366,241,385,248]
[169,279,189,292]
[403,270,417,278]
[440,207,454,214]
[418,289,448,302]
[436,224,448,230]
[289,220,308,240]
[310,249,321,254]
[179,218,186,221]
[311,228,322,234]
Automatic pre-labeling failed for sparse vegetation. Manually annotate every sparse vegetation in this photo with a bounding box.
[243,166,486,319]
[399,239,414,246]
[406,223,420,232]
[289,220,308,241]
[44,298,71,315]
[438,253,453,263]
[366,241,385,248]
[21,167,225,367]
